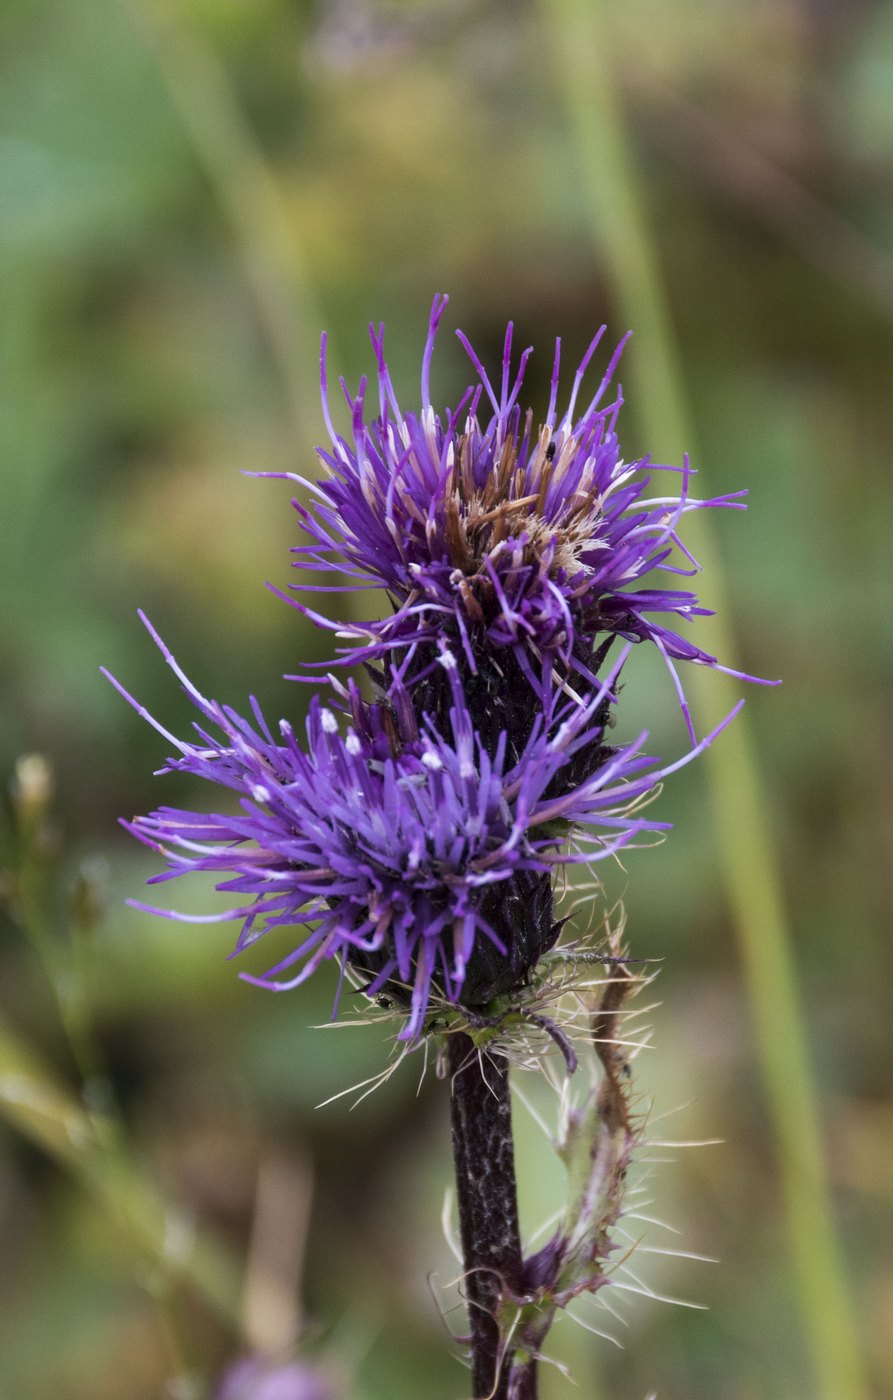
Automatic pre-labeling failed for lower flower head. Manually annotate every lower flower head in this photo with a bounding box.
[105,618,738,1040]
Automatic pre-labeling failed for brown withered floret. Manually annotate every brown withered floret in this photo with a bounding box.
[441,419,608,602]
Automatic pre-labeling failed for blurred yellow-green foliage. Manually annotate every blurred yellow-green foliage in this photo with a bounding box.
[2,1,892,1396]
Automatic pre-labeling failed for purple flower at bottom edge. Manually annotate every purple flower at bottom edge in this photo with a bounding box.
[104,617,740,1040]
[266,294,775,738]
[214,1357,333,1400]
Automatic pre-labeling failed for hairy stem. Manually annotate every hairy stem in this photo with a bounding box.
[448,1032,535,1400]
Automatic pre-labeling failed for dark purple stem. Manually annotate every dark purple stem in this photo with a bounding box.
[448,1032,537,1399]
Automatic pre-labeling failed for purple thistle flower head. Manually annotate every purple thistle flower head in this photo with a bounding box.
[104,618,737,1040]
[214,1357,333,1400]
[273,295,771,738]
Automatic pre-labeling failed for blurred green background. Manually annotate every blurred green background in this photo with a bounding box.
[2,0,892,1396]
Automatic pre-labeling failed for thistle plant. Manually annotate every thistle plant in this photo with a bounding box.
[108,297,774,1397]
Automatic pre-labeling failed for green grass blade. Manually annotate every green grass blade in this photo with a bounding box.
[539,1,867,1395]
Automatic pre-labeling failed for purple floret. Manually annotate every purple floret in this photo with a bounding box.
[104,617,739,1040]
[267,294,770,739]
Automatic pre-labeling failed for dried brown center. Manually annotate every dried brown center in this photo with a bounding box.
[442,419,606,590]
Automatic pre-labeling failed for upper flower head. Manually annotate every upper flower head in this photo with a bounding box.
[273,295,763,737]
[104,617,736,1040]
